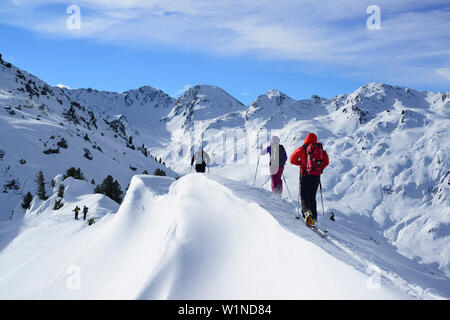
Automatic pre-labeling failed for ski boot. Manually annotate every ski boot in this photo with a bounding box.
[304,210,316,228]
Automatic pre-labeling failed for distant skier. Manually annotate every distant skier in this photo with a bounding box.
[191,147,211,173]
[260,136,287,198]
[83,205,88,221]
[289,133,329,227]
[73,206,80,220]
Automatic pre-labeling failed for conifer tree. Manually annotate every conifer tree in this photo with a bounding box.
[21,192,33,209]
[64,167,85,180]
[154,168,166,176]
[94,175,123,204]
[35,171,47,200]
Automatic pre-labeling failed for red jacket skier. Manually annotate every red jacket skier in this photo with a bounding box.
[289,133,329,227]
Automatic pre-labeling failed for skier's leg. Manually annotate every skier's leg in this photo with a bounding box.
[195,164,206,173]
[271,178,278,194]
[270,168,277,193]
[270,166,283,197]
[303,174,315,215]
[276,166,284,196]
[269,166,279,194]
[300,174,312,226]
[300,174,308,215]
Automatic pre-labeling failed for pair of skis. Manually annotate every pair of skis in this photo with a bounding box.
[295,214,328,238]
[310,225,328,238]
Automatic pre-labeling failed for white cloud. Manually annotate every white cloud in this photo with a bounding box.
[1,1,450,87]
[435,68,450,80]
[173,84,193,96]
[56,83,70,89]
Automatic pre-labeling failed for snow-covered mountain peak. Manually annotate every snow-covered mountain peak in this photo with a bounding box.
[179,84,245,107]
[250,89,293,109]
[122,85,175,109]
[67,85,175,110]
[123,85,172,102]
[349,82,430,103]
[168,84,245,125]
[306,94,329,107]
[125,85,159,94]
[332,82,441,125]
[266,89,284,99]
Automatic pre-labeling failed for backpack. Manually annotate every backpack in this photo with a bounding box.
[279,145,287,166]
[270,144,287,166]
[303,143,325,175]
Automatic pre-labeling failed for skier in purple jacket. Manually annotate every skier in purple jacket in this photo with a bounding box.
[260,136,288,198]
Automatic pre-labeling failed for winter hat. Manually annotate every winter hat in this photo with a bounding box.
[270,136,280,145]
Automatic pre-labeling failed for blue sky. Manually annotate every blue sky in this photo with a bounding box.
[1,1,449,104]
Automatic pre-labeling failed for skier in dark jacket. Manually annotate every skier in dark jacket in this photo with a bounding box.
[260,136,288,198]
[73,206,80,220]
[289,133,329,227]
[83,205,88,220]
[191,148,211,173]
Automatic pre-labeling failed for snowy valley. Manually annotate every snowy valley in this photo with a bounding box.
[0,54,449,299]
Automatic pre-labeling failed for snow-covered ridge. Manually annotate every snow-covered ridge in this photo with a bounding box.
[66,85,176,122]
[0,174,422,299]
[1,173,447,299]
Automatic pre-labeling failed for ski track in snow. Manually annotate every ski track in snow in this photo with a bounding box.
[212,176,450,299]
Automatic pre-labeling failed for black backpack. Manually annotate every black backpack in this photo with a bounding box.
[279,145,287,166]
[270,144,287,166]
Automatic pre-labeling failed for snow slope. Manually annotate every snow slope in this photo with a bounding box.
[1,173,431,299]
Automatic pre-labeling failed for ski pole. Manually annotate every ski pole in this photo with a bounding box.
[296,171,301,220]
[319,180,327,233]
[253,153,260,185]
[253,139,261,185]
[282,173,293,202]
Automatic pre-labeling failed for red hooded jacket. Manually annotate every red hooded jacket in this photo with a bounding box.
[289,133,329,174]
